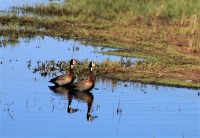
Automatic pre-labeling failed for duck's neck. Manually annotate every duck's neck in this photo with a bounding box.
[69,65,74,76]
[88,71,95,83]
[89,66,93,73]
[70,64,74,70]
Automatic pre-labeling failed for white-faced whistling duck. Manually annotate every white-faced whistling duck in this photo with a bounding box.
[70,61,98,92]
[49,59,79,86]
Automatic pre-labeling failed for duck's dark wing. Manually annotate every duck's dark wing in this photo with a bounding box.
[49,74,73,86]
[69,80,94,92]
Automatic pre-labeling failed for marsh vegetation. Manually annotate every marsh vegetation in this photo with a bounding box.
[1,1,200,137]
[0,0,200,88]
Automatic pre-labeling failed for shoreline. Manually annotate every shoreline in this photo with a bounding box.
[0,0,200,88]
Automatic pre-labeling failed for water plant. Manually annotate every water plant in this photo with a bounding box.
[30,59,200,88]
[1,0,200,88]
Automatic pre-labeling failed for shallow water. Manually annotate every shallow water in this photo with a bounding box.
[0,36,200,138]
[0,0,63,11]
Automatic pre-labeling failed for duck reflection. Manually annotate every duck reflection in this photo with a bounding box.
[49,86,97,122]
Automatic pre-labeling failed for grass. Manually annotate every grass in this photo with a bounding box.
[32,59,200,88]
[0,0,200,88]
[21,0,200,19]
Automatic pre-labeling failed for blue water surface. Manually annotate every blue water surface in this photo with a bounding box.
[0,0,64,11]
[0,36,199,138]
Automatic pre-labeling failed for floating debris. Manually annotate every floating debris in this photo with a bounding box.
[142,89,147,94]
[75,47,79,51]
[124,83,128,87]
[27,60,31,69]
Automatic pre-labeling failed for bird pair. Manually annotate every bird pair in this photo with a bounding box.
[49,59,98,92]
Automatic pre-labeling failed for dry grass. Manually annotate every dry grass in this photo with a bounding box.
[31,59,200,88]
[0,0,200,88]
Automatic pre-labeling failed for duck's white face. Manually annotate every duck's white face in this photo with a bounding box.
[91,61,97,67]
[72,59,78,65]
[70,59,79,69]
[89,61,98,72]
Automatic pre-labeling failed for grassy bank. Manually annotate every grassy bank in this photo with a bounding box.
[0,0,200,88]
[32,59,200,89]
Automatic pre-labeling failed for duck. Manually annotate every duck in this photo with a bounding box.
[49,59,79,86]
[70,61,98,92]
